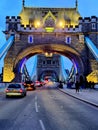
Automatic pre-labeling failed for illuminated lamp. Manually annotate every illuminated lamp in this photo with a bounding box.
[34,20,41,28]
[45,52,53,57]
[59,21,65,29]
[45,27,54,32]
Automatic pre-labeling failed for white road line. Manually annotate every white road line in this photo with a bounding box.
[35,101,39,112]
[39,120,46,130]
[35,95,37,101]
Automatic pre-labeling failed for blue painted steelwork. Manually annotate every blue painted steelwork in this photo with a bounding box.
[25,56,37,76]
[85,37,98,61]
[19,58,27,73]
[0,35,14,59]
[30,56,37,80]
[61,56,67,80]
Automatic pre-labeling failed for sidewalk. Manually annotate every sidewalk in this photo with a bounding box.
[59,84,98,107]
[0,83,7,95]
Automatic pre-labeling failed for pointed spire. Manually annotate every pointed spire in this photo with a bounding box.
[22,0,25,7]
[75,0,78,10]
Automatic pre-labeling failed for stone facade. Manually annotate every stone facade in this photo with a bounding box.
[3,6,98,82]
[37,54,61,81]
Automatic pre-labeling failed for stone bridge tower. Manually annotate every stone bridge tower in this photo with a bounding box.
[3,0,98,82]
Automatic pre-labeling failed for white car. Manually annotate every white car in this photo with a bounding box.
[5,83,27,98]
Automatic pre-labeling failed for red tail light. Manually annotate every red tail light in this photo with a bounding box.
[19,89,23,93]
[5,89,9,92]
[24,83,26,85]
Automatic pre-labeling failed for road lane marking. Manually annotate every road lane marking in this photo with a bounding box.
[35,95,37,101]
[35,101,39,112]
[39,120,46,130]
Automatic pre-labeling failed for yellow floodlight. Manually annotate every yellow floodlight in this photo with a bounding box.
[58,21,65,28]
[34,20,41,28]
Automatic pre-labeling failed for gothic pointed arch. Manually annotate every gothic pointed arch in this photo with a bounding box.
[43,11,56,27]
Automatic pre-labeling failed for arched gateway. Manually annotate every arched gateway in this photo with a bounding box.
[3,0,98,82]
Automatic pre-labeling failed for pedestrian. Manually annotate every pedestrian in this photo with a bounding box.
[75,73,80,92]
[91,82,95,89]
[60,81,63,88]
[58,81,63,88]
[84,77,88,89]
[79,75,84,89]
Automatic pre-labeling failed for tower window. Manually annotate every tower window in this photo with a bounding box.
[53,61,55,64]
[43,61,45,64]
[65,36,71,44]
[92,23,96,29]
[28,35,33,44]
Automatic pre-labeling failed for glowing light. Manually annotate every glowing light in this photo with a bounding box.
[3,69,15,82]
[59,21,65,28]
[45,27,54,32]
[19,13,29,26]
[59,22,63,27]
[45,52,53,57]
[20,58,27,73]
[86,70,98,83]
[34,20,41,28]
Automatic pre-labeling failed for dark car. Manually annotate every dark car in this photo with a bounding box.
[23,81,36,91]
[5,83,27,98]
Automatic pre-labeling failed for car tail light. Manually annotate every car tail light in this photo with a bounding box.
[5,89,9,92]
[22,82,26,85]
[19,89,23,93]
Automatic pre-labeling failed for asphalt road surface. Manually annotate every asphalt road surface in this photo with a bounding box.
[0,82,98,130]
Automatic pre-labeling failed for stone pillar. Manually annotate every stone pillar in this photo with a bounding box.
[3,58,15,82]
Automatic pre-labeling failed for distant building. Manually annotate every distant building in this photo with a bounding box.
[37,54,60,81]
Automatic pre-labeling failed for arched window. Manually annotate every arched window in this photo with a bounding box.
[28,35,33,44]
[92,23,96,29]
[65,36,71,44]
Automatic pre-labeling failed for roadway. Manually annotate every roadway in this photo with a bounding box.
[0,82,98,130]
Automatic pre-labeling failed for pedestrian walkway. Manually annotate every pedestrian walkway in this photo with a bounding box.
[0,83,8,96]
[59,84,98,107]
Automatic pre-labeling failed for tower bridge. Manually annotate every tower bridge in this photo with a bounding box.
[2,0,98,82]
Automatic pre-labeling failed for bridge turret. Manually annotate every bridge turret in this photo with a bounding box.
[78,16,98,33]
[91,16,97,32]
[5,16,21,32]
[78,17,83,32]
[83,17,91,33]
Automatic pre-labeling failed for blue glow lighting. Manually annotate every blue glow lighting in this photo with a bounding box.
[19,58,27,73]
[85,37,98,61]
[0,35,14,59]
[30,36,33,43]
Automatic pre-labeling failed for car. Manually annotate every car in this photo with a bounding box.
[34,81,41,87]
[40,81,45,86]
[23,81,36,91]
[5,83,27,98]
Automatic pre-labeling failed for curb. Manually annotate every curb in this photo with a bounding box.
[59,89,98,108]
